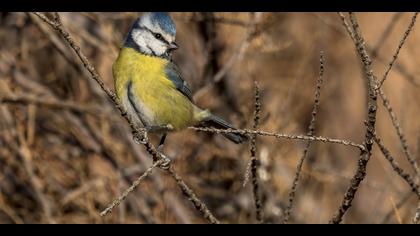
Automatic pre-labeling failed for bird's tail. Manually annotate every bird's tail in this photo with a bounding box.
[199,113,248,144]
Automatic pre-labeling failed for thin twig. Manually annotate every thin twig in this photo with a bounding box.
[246,81,263,223]
[243,161,252,188]
[414,200,420,224]
[330,12,378,224]
[28,13,83,72]
[33,12,220,224]
[367,12,420,224]
[376,12,418,89]
[122,131,193,224]
[378,89,420,178]
[243,81,262,187]
[283,51,325,223]
[335,12,420,88]
[189,127,365,151]
[367,11,420,181]
[166,166,220,224]
[371,13,403,58]
[32,13,118,106]
[374,135,420,196]
[193,13,262,101]
[100,160,162,216]
[337,12,355,42]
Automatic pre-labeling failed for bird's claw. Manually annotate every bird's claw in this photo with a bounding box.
[157,154,171,170]
[133,131,149,144]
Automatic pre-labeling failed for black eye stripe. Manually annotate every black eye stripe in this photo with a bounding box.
[139,26,170,45]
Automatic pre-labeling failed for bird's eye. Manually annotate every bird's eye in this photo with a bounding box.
[154,33,162,39]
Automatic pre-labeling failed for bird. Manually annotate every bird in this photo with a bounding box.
[113,12,248,151]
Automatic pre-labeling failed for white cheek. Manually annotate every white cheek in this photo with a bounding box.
[131,30,152,54]
[148,40,167,55]
[131,28,168,56]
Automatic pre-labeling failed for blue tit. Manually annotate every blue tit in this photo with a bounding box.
[113,12,247,148]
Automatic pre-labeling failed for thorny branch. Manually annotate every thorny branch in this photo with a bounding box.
[334,11,419,224]
[368,14,420,224]
[330,12,378,224]
[374,135,420,196]
[414,201,420,224]
[376,12,418,89]
[368,12,420,181]
[246,81,263,223]
[341,11,420,223]
[336,12,420,88]
[190,127,365,151]
[378,89,420,178]
[283,51,325,223]
[100,160,163,216]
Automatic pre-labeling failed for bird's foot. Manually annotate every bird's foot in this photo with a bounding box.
[157,154,171,170]
[133,131,149,144]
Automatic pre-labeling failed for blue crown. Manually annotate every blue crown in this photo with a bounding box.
[149,12,176,36]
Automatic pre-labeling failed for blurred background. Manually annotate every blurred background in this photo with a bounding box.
[0,12,419,224]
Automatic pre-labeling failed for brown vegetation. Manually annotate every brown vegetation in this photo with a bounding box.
[0,12,419,223]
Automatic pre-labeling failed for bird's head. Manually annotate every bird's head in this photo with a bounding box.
[125,12,178,60]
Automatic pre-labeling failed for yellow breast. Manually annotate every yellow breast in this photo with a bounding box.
[112,47,199,130]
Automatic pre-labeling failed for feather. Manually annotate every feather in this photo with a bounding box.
[165,62,193,101]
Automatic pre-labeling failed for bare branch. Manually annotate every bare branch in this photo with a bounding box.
[337,12,355,42]
[378,89,420,178]
[330,12,378,224]
[414,200,420,224]
[245,81,264,223]
[190,127,365,151]
[374,135,420,196]
[283,51,325,223]
[377,13,418,89]
[100,160,162,216]
[336,12,420,87]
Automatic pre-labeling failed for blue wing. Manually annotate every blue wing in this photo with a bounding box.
[165,62,193,101]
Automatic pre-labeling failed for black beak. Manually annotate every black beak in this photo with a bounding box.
[169,42,179,50]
